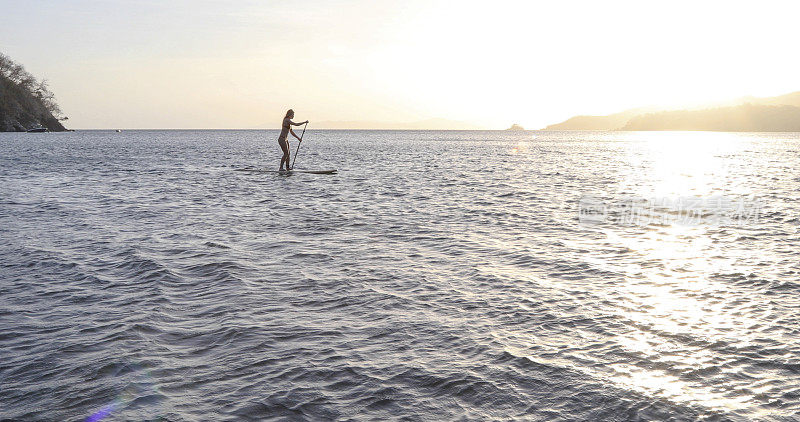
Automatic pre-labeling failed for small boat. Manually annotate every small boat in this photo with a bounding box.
[26,125,47,133]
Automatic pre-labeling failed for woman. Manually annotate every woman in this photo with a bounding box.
[278,109,308,171]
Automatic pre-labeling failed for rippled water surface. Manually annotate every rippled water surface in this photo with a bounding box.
[2,130,800,421]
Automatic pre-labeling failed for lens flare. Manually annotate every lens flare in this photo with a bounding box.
[83,361,162,421]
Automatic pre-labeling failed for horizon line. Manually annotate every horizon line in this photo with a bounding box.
[57,128,533,131]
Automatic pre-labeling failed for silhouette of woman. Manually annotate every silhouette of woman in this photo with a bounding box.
[278,109,308,171]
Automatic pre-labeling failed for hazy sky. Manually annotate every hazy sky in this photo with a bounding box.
[2,0,800,129]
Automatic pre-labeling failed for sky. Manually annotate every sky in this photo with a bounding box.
[2,0,800,129]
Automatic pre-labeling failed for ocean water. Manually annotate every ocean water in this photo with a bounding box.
[1,129,799,421]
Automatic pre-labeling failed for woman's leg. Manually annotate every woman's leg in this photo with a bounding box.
[279,139,290,170]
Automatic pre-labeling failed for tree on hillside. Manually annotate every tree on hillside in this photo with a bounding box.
[0,52,65,120]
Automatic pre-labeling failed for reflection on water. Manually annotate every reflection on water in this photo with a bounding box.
[571,132,798,418]
[1,130,799,420]
[623,131,753,197]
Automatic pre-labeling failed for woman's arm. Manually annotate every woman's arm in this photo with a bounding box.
[290,128,301,140]
[290,120,309,126]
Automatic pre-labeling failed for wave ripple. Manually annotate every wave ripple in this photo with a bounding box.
[1,130,799,420]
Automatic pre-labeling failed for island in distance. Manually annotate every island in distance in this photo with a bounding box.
[506,123,525,130]
[544,90,800,131]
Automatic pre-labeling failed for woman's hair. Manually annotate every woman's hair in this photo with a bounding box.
[285,109,294,118]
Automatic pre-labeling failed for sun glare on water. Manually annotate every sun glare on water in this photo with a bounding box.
[561,132,776,415]
[622,132,752,198]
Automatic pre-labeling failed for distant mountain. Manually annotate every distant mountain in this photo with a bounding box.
[543,91,800,131]
[621,104,800,131]
[0,52,66,132]
[260,117,483,130]
[544,110,644,131]
[743,91,800,107]
[506,124,525,131]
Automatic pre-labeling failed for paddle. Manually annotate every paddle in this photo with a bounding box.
[290,122,308,170]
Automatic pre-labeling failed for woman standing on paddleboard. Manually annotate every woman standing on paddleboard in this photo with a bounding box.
[278,109,308,171]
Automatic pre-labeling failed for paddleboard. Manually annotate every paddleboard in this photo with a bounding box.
[235,167,337,174]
